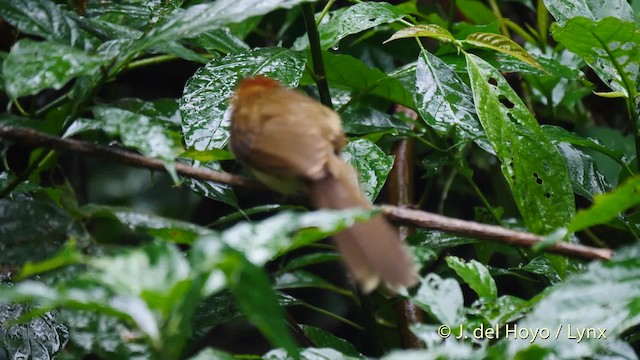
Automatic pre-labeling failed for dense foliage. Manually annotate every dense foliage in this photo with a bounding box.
[1,0,640,359]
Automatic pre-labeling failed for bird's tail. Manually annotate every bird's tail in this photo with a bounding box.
[309,156,418,293]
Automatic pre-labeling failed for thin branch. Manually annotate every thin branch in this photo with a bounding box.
[382,206,613,261]
[0,125,614,261]
[0,125,260,189]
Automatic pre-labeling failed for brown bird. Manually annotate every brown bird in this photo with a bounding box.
[229,76,418,293]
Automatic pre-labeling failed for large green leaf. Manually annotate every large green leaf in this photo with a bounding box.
[552,17,640,98]
[0,303,69,360]
[223,251,299,358]
[466,53,575,234]
[3,39,107,99]
[294,2,405,50]
[508,244,640,358]
[320,51,415,108]
[412,273,465,326]
[414,50,487,148]
[141,0,314,49]
[384,24,457,44]
[0,0,96,49]
[463,32,543,71]
[300,325,362,357]
[569,175,640,232]
[543,0,634,25]
[342,139,394,202]
[180,47,306,151]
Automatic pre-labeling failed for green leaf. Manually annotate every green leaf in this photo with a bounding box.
[412,273,465,325]
[211,209,376,266]
[465,53,575,234]
[265,348,360,360]
[543,125,626,165]
[142,0,314,49]
[508,244,640,358]
[89,106,184,161]
[569,176,640,232]
[0,0,96,49]
[543,0,634,26]
[300,325,362,357]
[0,302,69,359]
[384,24,457,44]
[552,17,640,98]
[180,149,235,162]
[3,39,107,99]
[342,138,395,202]
[455,0,496,25]
[555,143,611,201]
[0,51,6,92]
[295,2,406,50]
[463,32,544,72]
[414,50,488,148]
[224,251,299,358]
[320,51,415,108]
[180,47,306,151]
[445,256,498,301]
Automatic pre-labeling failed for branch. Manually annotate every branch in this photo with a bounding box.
[0,125,614,261]
[382,206,613,261]
[0,125,261,189]
[302,3,333,109]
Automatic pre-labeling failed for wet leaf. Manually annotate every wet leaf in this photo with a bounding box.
[0,303,69,360]
[195,28,250,54]
[0,0,96,50]
[466,53,575,234]
[543,0,634,25]
[180,47,306,151]
[274,271,351,296]
[342,139,394,202]
[3,39,107,98]
[414,50,488,148]
[295,2,406,50]
[182,161,238,207]
[552,17,640,97]
[412,273,465,325]
[508,244,640,358]
[555,143,611,201]
[446,256,498,301]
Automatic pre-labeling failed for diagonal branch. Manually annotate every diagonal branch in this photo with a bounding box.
[0,125,614,261]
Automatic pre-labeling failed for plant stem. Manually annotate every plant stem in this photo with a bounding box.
[302,3,333,109]
[126,55,180,71]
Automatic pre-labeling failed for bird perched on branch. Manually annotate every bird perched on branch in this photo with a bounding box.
[230,76,418,293]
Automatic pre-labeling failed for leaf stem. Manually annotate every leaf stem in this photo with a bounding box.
[302,3,333,108]
[126,55,180,71]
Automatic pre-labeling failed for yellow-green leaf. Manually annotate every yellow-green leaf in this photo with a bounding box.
[384,24,457,44]
[464,32,545,72]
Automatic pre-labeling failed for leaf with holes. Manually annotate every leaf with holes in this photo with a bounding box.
[180,47,306,151]
[295,2,406,50]
[466,53,575,234]
[551,17,640,98]
[543,0,634,26]
[384,24,457,44]
[342,139,395,202]
[464,33,544,72]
